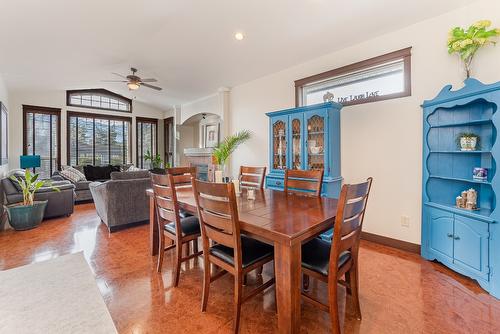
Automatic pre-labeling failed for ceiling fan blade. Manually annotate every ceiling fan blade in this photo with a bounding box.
[102,80,127,82]
[141,83,162,91]
[140,78,157,83]
[111,72,127,79]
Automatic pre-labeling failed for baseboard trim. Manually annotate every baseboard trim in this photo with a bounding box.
[361,231,421,254]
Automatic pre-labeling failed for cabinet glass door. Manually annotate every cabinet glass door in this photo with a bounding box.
[271,117,287,171]
[290,116,303,170]
[306,111,327,171]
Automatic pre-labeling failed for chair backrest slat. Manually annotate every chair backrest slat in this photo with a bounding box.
[330,177,373,272]
[166,166,197,186]
[239,166,266,189]
[151,173,182,237]
[284,169,324,197]
[193,179,244,268]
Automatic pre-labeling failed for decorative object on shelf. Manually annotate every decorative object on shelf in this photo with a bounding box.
[212,130,251,181]
[422,78,500,299]
[265,102,342,199]
[5,169,60,230]
[456,132,480,151]
[447,20,500,79]
[473,167,488,181]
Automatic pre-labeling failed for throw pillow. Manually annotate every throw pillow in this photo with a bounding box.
[127,165,143,172]
[59,166,86,183]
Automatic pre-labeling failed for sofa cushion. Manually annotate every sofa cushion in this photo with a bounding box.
[301,237,351,276]
[83,165,120,181]
[110,170,150,180]
[164,216,201,236]
[59,166,86,183]
[74,180,92,191]
[209,235,273,269]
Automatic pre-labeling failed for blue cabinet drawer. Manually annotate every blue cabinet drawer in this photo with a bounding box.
[266,177,284,190]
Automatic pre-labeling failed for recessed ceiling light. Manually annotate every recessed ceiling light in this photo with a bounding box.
[234,32,244,41]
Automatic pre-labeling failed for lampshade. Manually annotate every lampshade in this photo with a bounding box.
[20,155,41,169]
[127,82,140,90]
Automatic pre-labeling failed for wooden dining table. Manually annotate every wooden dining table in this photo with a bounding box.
[147,187,338,334]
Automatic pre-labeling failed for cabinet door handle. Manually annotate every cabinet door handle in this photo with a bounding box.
[447,233,453,238]
[276,181,282,186]
[454,235,460,240]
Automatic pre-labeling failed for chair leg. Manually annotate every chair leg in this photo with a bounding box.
[256,265,263,276]
[328,280,341,334]
[201,256,211,312]
[156,233,165,273]
[349,265,362,320]
[173,241,182,287]
[233,274,243,334]
[303,274,310,291]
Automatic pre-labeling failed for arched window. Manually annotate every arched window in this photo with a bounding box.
[66,89,132,112]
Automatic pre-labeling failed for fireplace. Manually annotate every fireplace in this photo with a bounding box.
[183,148,215,182]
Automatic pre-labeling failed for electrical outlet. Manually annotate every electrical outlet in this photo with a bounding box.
[401,215,410,228]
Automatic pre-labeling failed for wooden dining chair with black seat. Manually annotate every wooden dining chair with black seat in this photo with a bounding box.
[165,166,197,216]
[284,168,324,197]
[151,173,202,286]
[239,166,266,189]
[192,178,275,334]
[301,177,373,334]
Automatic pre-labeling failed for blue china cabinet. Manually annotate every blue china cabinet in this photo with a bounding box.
[421,78,500,298]
[265,102,342,198]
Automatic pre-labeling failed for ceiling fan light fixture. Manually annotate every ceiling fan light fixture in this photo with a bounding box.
[127,82,140,90]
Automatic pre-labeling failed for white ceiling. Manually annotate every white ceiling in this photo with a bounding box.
[0,0,475,111]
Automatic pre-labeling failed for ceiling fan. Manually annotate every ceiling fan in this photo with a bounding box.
[102,67,162,91]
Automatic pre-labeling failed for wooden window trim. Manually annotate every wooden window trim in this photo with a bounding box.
[66,111,132,166]
[295,47,412,107]
[66,88,133,113]
[136,117,159,168]
[22,104,62,172]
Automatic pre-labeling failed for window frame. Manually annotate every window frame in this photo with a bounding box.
[66,89,133,113]
[22,105,62,174]
[66,111,132,166]
[295,47,412,107]
[136,117,158,169]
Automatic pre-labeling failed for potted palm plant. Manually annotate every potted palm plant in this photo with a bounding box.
[212,130,251,182]
[5,169,60,230]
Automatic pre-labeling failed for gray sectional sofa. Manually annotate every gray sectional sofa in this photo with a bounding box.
[89,170,151,232]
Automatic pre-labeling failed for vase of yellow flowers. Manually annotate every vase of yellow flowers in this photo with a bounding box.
[447,20,500,79]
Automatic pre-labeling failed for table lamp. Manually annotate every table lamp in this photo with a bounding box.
[20,155,41,169]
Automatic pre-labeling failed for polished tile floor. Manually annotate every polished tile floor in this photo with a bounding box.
[1,203,500,333]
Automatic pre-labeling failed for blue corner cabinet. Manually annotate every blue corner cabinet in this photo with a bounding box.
[421,78,500,298]
[265,102,342,198]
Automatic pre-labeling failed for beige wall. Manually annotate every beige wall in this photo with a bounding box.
[0,75,9,177]
[229,0,500,245]
[8,89,166,169]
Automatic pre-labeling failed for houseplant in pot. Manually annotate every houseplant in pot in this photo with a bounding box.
[456,132,480,151]
[5,169,60,231]
[212,130,251,182]
[144,149,167,174]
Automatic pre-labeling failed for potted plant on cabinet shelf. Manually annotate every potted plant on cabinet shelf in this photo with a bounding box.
[144,149,168,174]
[212,130,251,182]
[447,20,499,79]
[456,132,480,151]
[5,169,60,231]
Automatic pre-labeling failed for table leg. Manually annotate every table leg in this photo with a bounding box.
[150,196,158,256]
[274,241,301,334]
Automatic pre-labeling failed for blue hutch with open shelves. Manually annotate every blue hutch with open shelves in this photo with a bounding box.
[265,102,342,198]
[421,78,500,298]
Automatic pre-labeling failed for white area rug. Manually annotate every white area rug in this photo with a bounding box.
[0,252,117,334]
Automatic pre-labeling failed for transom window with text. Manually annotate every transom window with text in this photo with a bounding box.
[295,47,411,107]
[68,112,131,166]
[136,118,158,169]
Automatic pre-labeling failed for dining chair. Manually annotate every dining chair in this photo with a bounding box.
[239,166,266,189]
[192,179,275,334]
[165,166,197,219]
[151,173,202,286]
[284,169,324,197]
[301,177,373,334]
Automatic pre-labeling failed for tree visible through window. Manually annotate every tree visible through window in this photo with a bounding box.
[68,112,130,166]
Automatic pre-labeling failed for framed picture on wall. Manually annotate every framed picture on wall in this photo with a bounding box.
[0,102,7,165]
[204,123,219,148]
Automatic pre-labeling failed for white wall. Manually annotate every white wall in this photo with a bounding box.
[229,0,500,245]
[0,75,9,177]
[8,89,166,169]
